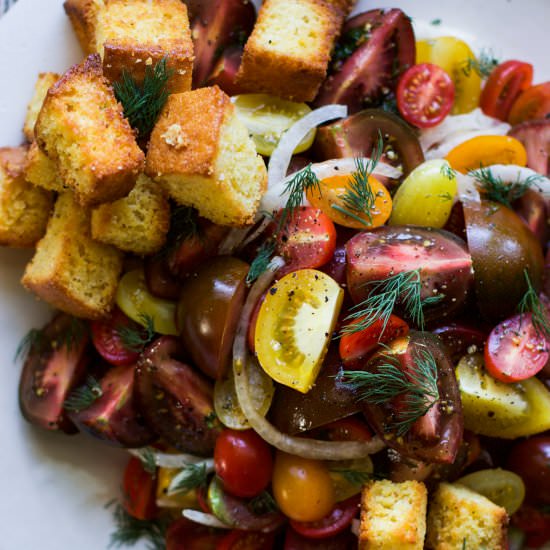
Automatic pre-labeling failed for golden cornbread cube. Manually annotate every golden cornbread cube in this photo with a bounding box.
[23,72,60,142]
[359,480,427,550]
[35,54,144,207]
[64,0,97,54]
[25,142,67,193]
[0,146,53,248]
[146,86,267,227]
[22,193,124,319]
[91,173,170,255]
[426,483,508,550]
[235,0,345,102]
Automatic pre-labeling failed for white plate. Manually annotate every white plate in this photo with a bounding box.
[0,1,548,549]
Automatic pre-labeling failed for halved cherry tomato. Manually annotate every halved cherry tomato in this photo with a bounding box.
[396,63,455,128]
[216,530,275,550]
[339,314,409,363]
[484,313,549,383]
[509,81,550,125]
[276,207,337,275]
[214,428,273,498]
[90,308,143,366]
[122,457,157,521]
[306,175,392,229]
[480,60,533,121]
[290,495,360,539]
[255,269,343,393]
[446,135,528,173]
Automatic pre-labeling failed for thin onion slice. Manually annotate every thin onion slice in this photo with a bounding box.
[456,172,481,204]
[232,257,385,460]
[218,227,251,256]
[267,104,348,187]
[469,164,550,198]
[128,448,205,469]
[182,509,232,529]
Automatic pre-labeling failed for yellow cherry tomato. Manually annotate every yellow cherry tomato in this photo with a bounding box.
[416,36,481,114]
[328,456,374,501]
[306,173,392,229]
[445,135,528,173]
[390,159,457,228]
[272,452,336,522]
[255,269,343,393]
[155,467,199,509]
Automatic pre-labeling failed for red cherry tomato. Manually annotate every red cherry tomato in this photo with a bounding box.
[314,416,373,442]
[276,207,337,276]
[122,457,157,520]
[396,63,455,128]
[90,308,142,366]
[216,530,275,550]
[339,314,409,363]
[480,60,533,121]
[289,495,360,540]
[484,313,549,383]
[512,505,550,548]
[166,517,224,550]
[214,429,273,498]
[509,81,550,125]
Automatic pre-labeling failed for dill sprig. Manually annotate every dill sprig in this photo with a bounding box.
[246,241,276,284]
[134,447,158,476]
[63,375,103,412]
[341,348,440,436]
[470,167,540,208]
[462,50,500,79]
[342,269,444,336]
[14,328,45,362]
[168,205,199,243]
[329,468,378,486]
[114,57,173,138]
[331,134,383,226]
[117,313,156,353]
[331,25,371,69]
[108,503,169,550]
[518,270,550,338]
[167,463,208,495]
[248,491,279,515]
[440,162,457,181]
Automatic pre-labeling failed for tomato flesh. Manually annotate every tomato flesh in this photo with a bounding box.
[397,63,455,128]
[509,81,550,125]
[484,313,549,383]
[122,457,157,520]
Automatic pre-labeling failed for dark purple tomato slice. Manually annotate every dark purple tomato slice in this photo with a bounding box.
[205,45,245,96]
[284,526,356,550]
[356,330,463,464]
[463,200,544,322]
[217,530,276,550]
[166,517,224,550]
[513,188,549,247]
[18,314,89,433]
[432,321,488,362]
[144,254,182,300]
[316,8,415,113]
[508,119,550,176]
[345,226,473,324]
[135,337,221,455]
[68,364,155,447]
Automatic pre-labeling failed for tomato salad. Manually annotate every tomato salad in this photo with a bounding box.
[15,3,550,550]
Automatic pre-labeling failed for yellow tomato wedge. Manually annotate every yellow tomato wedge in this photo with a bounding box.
[390,159,457,228]
[416,36,481,114]
[446,135,528,173]
[255,269,343,393]
[306,173,392,229]
[328,456,374,501]
[156,467,199,509]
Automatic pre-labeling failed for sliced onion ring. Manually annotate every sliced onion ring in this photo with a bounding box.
[182,509,232,529]
[267,104,348,187]
[232,257,385,460]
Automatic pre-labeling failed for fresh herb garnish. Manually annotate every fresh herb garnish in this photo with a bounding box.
[167,462,208,495]
[248,491,279,515]
[247,241,276,284]
[462,50,499,79]
[114,57,173,138]
[431,18,442,26]
[332,25,371,69]
[341,347,440,436]
[470,167,540,207]
[440,162,457,181]
[204,411,219,430]
[437,192,454,202]
[329,468,379,486]
[342,269,444,336]
[518,269,550,338]
[117,313,156,352]
[63,375,103,412]
[14,328,45,362]
[134,447,158,476]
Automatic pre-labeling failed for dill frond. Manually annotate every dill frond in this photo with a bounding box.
[117,313,156,353]
[329,468,377,486]
[167,463,208,495]
[14,328,45,362]
[133,447,158,476]
[331,25,371,69]
[247,241,276,284]
[518,269,550,338]
[63,375,103,412]
[440,162,457,181]
[462,50,500,79]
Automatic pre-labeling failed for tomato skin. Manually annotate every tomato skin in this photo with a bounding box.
[272,452,336,522]
[509,81,550,125]
[216,530,275,550]
[276,207,337,276]
[214,429,273,498]
[122,457,157,521]
[289,495,360,539]
[339,314,409,363]
[512,505,550,548]
[165,517,224,550]
[397,63,455,128]
[314,417,373,442]
[480,60,533,121]
[484,313,549,383]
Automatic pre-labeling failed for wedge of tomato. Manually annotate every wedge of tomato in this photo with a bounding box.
[480,60,533,121]
[122,457,157,521]
[509,81,550,125]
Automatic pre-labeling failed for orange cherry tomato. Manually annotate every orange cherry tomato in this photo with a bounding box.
[445,135,528,173]
[306,173,392,229]
[508,81,550,125]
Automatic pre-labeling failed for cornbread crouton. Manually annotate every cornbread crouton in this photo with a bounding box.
[23,72,60,142]
[63,0,97,54]
[35,54,144,207]
[22,193,123,319]
[91,173,170,255]
[25,142,67,193]
[0,147,53,248]
[426,483,508,550]
[235,0,346,102]
[146,86,267,227]
[359,479,427,550]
